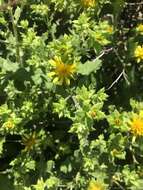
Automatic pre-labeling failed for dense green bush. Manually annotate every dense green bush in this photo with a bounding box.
[0,0,143,189]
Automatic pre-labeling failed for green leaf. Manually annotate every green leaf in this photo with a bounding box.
[14,7,21,24]
[77,59,102,75]
[45,177,59,188]
[0,58,19,72]
[60,165,68,174]
[25,160,36,171]
[47,160,55,172]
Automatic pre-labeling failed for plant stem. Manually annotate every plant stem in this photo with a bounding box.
[9,7,21,64]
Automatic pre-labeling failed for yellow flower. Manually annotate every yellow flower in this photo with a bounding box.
[106,26,113,34]
[89,111,96,118]
[134,45,143,63]
[81,0,96,7]
[87,181,105,190]
[114,118,121,126]
[130,115,143,136]
[136,24,143,34]
[2,119,14,129]
[48,56,76,85]
[22,132,36,151]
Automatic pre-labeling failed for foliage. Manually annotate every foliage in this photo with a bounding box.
[0,0,143,189]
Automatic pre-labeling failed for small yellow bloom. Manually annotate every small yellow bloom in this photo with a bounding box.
[114,118,121,126]
[48,56,76,85]
[89,111,96,118]
[134,45,143,63]
[81,0,96,7]
[106,26,113,34]
[3,119,14,129]
[130,115,143,136]
[136,24,143,34]
[87,181,105,190]
[22,132,36,151]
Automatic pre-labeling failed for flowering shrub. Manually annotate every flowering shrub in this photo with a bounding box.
[0,0,143,190]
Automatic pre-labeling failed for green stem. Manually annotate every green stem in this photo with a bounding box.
[9,7,21,64]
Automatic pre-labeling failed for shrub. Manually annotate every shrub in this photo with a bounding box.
[0,0,143,189]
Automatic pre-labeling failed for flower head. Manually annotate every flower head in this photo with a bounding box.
[81,0,96,8]
[136,24,143,34]
[48,56,76,85]
[130,113,143,136]
[87,181,105,190]
[22,132,36,151]
[2,119,14,129]
[106,26,113,34]
[134,45,143,63]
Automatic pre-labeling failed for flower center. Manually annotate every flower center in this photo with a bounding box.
[56,64,72,77]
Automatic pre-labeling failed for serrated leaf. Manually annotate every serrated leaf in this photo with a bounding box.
[77,59,102,75]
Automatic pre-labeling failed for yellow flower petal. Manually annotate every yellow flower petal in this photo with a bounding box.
[65,78,70,85]
[48,72,56,77]
[49,60,56,66]
[81,0,96,7]
[53,77,59,84]
[59,77,64,85]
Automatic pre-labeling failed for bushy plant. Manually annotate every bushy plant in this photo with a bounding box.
[0,0,143,189]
